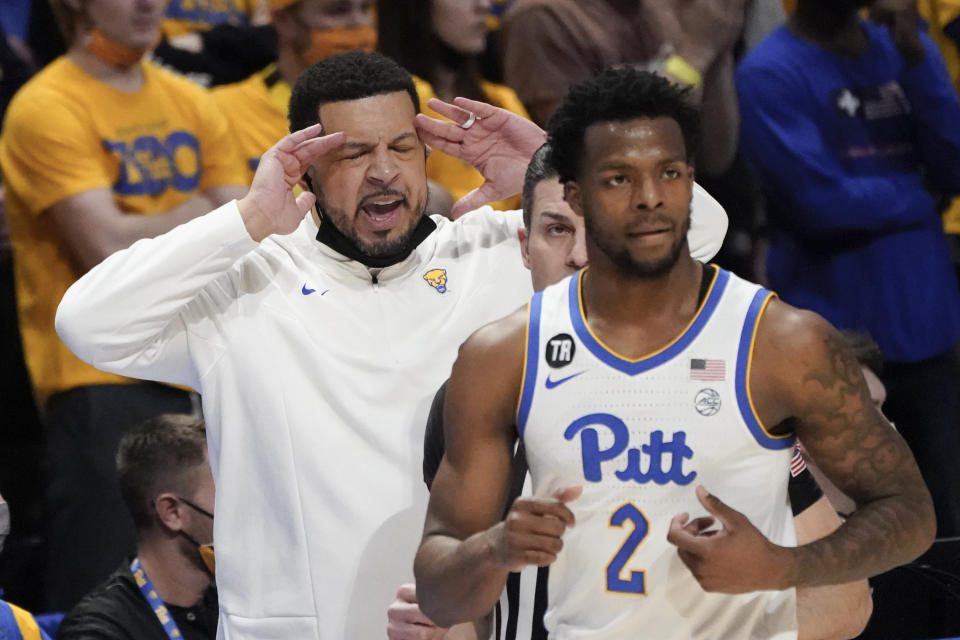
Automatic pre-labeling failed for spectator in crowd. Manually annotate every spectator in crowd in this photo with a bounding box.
[58,414,218,640]
[0,491,52,640]
[153,0,276,87]
[0,12,43,599]
[54,51,729,637]
[0,0,246,610]
[378,0,530,212]
[737,0,960,538]
[500,0,751,177]
[397,144,870,640]
[213,0,376,183]
[915,0,960,278]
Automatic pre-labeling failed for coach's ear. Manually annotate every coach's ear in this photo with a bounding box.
[563,181,584,218]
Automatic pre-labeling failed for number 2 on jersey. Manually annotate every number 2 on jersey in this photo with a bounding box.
[606,503,649,594]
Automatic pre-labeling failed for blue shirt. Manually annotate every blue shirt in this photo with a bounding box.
[737,21,960,362]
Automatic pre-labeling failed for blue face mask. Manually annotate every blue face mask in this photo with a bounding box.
[0,501,9,555]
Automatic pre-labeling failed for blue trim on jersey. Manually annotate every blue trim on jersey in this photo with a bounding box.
[567,267,731,376]
[517,292,543,437]
[735,290,796,450]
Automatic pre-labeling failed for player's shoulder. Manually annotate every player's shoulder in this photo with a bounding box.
[754,297,849,385]
[760,296,833,339]
[459,303,530,359]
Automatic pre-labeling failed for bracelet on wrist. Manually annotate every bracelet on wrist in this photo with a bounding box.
[663,54,703,89]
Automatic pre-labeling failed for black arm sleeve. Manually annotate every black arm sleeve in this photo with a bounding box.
[423,380,528,514]
[788,466,824,516]
[422,381,448,490]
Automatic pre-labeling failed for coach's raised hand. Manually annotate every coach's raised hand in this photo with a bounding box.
[667,486,793,594]
[415,97,546,218]
[238,124,346,242]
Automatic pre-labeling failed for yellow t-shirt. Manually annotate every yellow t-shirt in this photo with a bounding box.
[163,0,263,38]
[414,77,529,211]
[0,57,246,402]
[212,64,290,185]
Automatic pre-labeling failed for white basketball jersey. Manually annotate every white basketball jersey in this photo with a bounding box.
[518,266,798,640]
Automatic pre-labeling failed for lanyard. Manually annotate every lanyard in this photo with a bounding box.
[130,558,185,640]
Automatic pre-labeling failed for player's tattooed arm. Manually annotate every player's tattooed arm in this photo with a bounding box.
[752,300,935,588]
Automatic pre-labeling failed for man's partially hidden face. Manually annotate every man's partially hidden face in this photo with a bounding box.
[310,91,429,258]
[565,116,694,279]
[520,178,587,292]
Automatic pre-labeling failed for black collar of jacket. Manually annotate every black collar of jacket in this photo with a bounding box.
[314,207,437,269]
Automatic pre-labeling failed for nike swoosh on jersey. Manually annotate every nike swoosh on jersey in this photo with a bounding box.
[302,284,316,295]
[545,370,586,389]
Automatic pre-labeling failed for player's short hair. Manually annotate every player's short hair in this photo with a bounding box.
[116,414,207,532]
[840,330,884,377]
[522,144,560,229]
[547,67,701,184]
[288,51,420,133]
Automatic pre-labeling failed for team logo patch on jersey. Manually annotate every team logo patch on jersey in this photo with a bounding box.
[545,333,575,368]
[694,388,721,417]
[423,268,448,293]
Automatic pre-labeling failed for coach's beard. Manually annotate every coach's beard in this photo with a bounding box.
[314,201,436,269]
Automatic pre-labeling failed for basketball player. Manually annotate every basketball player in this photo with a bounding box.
[414,68,934,638]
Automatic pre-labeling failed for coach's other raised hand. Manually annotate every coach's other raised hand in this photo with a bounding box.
[415,97,546,218]
[238,124,346,242]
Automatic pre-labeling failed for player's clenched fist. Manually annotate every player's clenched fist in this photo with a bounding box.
[667,486,793,593]
[485,486,581,571]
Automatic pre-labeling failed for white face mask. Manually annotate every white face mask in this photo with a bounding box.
[0,502,9,555]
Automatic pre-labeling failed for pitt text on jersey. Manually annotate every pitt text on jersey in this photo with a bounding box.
[564,413,696,485]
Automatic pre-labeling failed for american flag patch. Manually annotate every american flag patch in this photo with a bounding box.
[690,358,725,381]
[790,448,807,477]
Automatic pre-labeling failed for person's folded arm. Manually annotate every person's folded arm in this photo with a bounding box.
[737,65,937,240]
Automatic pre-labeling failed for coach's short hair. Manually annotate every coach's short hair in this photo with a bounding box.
[547,67,701,184]
[521,144,560,229]
[116,414,207,532]
[288,51,420,133]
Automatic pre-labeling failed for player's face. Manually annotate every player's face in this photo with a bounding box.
[565,116,694,279]
[309,91,429,259]
[84,0,168,49]
[520,178,588,292]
